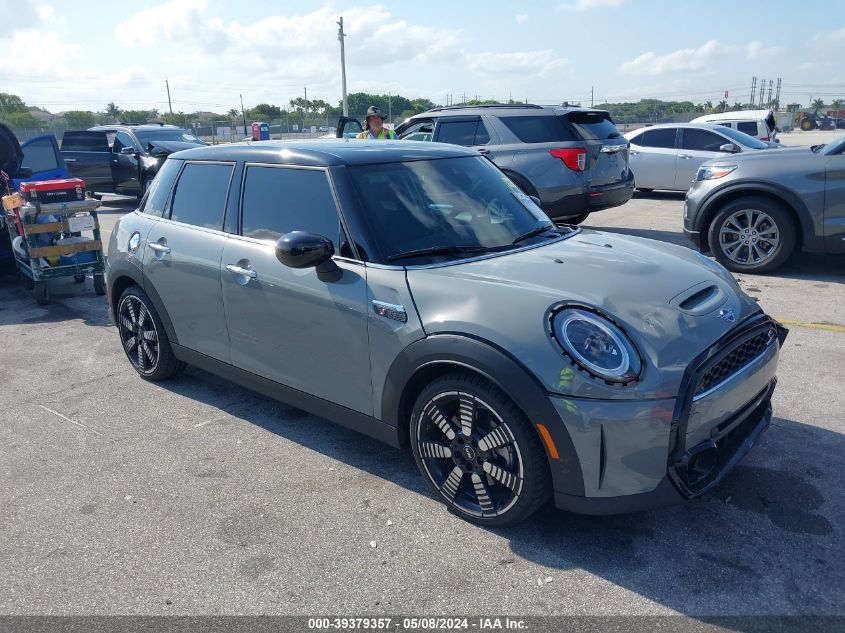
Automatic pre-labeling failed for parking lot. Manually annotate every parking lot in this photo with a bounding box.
[1,144,844,620]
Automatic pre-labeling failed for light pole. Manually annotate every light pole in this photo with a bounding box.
[337,17,348,116]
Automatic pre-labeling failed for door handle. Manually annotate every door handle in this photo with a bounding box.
[64,158,77,163]
[225,264,257,279]
[147,242,171,254]
[477,148,490,155]
[678,154,692,159]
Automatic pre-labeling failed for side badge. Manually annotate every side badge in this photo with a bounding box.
[128,231,141,255]
[372,300,407,323]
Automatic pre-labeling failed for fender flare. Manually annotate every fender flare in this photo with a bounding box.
[108,260,178,344]
[381,333,585,496]
[694,180,818,250]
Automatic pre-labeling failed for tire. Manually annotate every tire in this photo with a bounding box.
[74,273,86,284]
[116,285,184,380]
[33,281,49,305]
[800,118,815,131]
[557,213,589,225]
[409,372,551,527]
[707,197,796,274]
[20,272,34,290]
[93,273,106,295]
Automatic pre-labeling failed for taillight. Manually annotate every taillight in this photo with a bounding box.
[761,136,769,141]
[550,148,586,172]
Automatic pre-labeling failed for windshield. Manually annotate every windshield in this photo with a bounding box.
[349,156,557,264]
[134,128,206,147]
[715,126,768,149]
[823,136,845,155]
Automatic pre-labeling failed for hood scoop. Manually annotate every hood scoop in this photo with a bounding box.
[670,281,727,315]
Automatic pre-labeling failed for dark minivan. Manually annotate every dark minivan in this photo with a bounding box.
[337,104,634,224]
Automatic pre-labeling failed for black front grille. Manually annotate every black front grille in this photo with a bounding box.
[695,329,774,396]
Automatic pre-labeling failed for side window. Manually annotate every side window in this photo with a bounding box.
[474,120,491,145]
[398,120,434,139]
[681,129,726,152]
[628,131,644,146]
[140,158,182,216]
[113,131,136,153]
[737,121,758,136]
[168,162,233,230]
[240,166,342,245]
[640,128,676,148]
[437,120,478,146]
[21,137,61,173]
[499,116,576,143]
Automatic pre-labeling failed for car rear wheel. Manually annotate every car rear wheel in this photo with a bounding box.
[409,372,551,527]
[708,197,796,274]
[117,285,184,380]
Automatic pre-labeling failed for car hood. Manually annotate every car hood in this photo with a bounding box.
[703,145,811,166]
[405,230,761,399]
[147,140,205,156]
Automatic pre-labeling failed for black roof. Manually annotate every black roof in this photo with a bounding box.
[89,124,184,131]
[169,139,478,166]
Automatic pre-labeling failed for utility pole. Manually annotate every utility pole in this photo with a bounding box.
[767,80,773,108]
[750,76,757,107]
[775,77,782,109]
[304,86,308,128]
[239,93,247,136]
[758,79,766,109]
[337,17,348,116]
[165,79,173,114]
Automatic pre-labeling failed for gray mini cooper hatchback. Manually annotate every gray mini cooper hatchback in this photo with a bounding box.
[107,140,787,526]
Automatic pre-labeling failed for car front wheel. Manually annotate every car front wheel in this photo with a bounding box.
[410,372,551,526]
[708,197,796,274]
[116,285,184,380]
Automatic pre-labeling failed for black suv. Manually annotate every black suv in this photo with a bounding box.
[60,124,206,197]
[338,104,634,223]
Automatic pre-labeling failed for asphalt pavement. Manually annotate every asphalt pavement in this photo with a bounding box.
[0,181,843,620]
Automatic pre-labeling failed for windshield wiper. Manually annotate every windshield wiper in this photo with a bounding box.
[511,225,557,245]
[387,245,495,262]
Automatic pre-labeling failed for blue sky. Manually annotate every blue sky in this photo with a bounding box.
[2,0,843,114]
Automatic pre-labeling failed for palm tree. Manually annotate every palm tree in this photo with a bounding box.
[227,108,239,119]
[105,102,121,121]
[831,99,843,112]
[811,98,825,113]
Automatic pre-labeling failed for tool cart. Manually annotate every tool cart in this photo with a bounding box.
[3,178,106,305]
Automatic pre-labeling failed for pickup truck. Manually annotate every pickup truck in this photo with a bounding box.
[60,124,206,197]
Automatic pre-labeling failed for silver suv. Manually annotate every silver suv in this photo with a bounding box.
[107,140,786,526]
[338,104,634,224]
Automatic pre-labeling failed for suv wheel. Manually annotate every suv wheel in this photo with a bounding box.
[117,285,184,380]
[708,197,796,273]
[409,372,551,526]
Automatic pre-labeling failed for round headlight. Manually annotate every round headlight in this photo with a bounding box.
[552,308,641,384]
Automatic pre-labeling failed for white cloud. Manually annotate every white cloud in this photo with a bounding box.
[618,40,723,75]
[746,41,779,59]
[558,0,624,11]
[811,27,845,48]
[515,14,528,24]
[466,50,569,79]
[115,0,209,47]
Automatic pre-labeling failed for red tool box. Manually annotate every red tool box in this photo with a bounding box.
[18,178,86,204]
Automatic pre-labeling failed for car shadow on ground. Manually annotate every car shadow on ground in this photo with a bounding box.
[158,366,844,616]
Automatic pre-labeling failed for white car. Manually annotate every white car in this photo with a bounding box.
[690,109,779,143]
[624,123,775,192]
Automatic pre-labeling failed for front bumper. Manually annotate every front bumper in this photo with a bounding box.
[549,314,784,515]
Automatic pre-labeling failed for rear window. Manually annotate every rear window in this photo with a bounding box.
[61,131,108,152]
[21,137,62,173]
[737,121,759,136]
[499,116,576,143]
[140,158,182,217]
[565,111,621,140]
[634,128,676,149]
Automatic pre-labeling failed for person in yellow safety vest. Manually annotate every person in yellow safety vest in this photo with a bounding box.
[356,106,396,139]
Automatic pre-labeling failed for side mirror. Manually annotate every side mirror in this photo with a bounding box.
[119,146,136,155]
[529,195,542,207]
[275,231,342,282]
[719,143,740,154]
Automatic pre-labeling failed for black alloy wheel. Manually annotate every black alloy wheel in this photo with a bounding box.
[410,373,550,526]
[116,285,183,380]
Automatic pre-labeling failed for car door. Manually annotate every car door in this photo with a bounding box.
[143,160,235,362]
[336,116,364,138]
[824,149,845,253]
[111,130,142,194]
[627,127,678,189]
[675,128,734,189]
[221,163,372,415]
[19,135,67,182]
